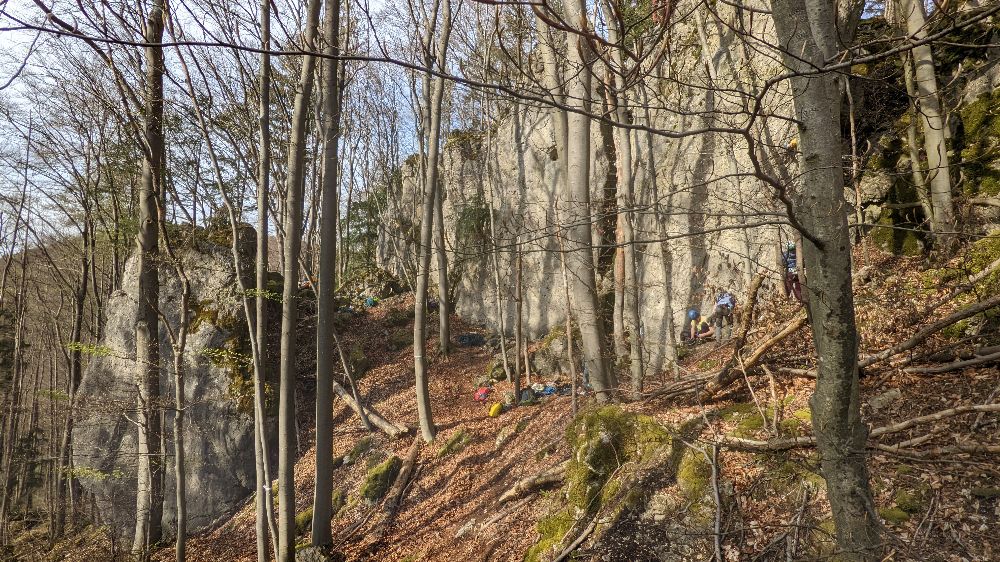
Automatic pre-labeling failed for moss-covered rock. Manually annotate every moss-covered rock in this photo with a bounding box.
[360,456,402,503]
[295,506,313,536]
[437,428,471,457]
[384,308,414,327]
[344,436,373,465]
[871,209,925,256]
[388,329,411,351]
[564,406,670,513]
[524,508,574,562]
[676,448,711,501]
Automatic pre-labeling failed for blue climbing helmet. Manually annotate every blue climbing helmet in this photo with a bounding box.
[687,308,699,321]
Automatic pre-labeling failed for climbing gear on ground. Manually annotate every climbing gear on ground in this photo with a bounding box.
[474,387,491,402]
[488,402,503,417]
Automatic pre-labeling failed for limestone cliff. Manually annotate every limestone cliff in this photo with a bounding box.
[377,1,800,371]
[72,228,273,536]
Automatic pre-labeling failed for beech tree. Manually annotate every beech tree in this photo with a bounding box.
[771,0,881,558]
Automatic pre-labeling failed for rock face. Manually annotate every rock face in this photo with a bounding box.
[73,229,271,536]
[377,3,795,371]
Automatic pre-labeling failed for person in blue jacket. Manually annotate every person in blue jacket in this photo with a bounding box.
[782,241,802,302]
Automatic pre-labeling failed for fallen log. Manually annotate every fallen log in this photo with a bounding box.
[497,461,568,505]
[696,310,808,403]
[904,350,1000,374]
[860,293,1000,369]
[333,381,410,437]
[710,403,1000,452]
[384,437,422,513]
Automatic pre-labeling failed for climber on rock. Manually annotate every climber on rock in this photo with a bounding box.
[782,241,802,302]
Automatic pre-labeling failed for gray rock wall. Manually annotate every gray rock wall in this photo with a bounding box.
[73,232,267,536]
[377,1,803,371]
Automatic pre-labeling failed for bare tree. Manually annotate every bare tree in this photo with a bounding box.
[771,0,881,558]
[277,0,324,556]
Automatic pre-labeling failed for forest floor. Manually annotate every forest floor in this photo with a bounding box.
[22,243,1000,562]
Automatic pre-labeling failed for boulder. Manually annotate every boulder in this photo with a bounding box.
[72,228,275,537]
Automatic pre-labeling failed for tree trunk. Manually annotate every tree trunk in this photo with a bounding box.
[313,0,342,545]
[434,181,450,357]
[900,52,935,223]
[897,0,955,244]
[255,0,275,556]
[133,0,165,554]
[600,0,644,398]
[560,0,614,400]
[413,0,452,443]
[771,0,881,558]
[278,0,323,556]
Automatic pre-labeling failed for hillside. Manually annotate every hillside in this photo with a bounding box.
[130,243,998,562]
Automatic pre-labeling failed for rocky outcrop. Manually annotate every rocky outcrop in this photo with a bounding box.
[72,228,273,536]
[377,2,795,371]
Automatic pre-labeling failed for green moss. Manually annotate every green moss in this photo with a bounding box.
[879,506,910,525]
[792,408,812,422]
[295,506,313,536]
[189,299,219,333]
[971,486,1000,499]
[349,344,371,379]
[388,329,411,351]
[736,414,765,435]
[778,417,801,433]
[894,489,927,514]
[696,358,719,370]
[524,508,574,562]
[360,456,402,503]
[941,318,971,340]
[385,308,414,327]
[437,428,471,457]
[872,210,924,256]
[564,406,670,513]
[719,403,756,420]
[676,449,711,501]
[331,488,346,516]
[344,436,372,465]
[959,91,1000,196]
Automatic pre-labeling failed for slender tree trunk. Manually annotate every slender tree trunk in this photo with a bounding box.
[413,0,452,443]
[53,222,89,537]
[278,0,323,556]
[560,0,614,400]
[313,0,342,545]
[772,0,881,558]
[133,0,166,554]
[434,182,450,357]
[896,0,955,244]
[599,2,644,397]
[900,52,934,223]
[255,0,274,556]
